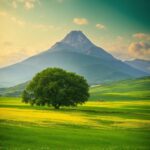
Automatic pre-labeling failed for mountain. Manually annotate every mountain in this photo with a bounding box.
[125,59,150,74]
[0,31,148,87]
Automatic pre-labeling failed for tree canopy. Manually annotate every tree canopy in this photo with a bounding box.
[22,68,89,109]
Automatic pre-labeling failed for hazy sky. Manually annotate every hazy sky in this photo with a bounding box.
[0,0,150,67]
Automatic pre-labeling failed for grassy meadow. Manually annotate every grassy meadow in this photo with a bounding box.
[0,77,150,150]
[89,76,150,101]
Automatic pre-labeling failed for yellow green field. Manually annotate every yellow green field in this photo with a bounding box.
[0,97,150,149]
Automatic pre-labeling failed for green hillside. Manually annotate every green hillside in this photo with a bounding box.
[0,82,28,97]
[0,76,150,101]
[89,76,150,101]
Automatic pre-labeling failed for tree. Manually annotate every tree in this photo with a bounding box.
[22,68,89,109]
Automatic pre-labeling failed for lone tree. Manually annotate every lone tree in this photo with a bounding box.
[22,68,89,109]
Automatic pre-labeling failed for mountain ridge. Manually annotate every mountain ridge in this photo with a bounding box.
[0,30,148,87]
[125,59,150,74]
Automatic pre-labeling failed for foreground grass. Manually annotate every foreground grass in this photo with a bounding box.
[0,97,150,149]
[1,123,150,150]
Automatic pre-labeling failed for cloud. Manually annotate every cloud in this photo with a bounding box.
[73,18,88,25]
[96,35,131,60]
[0,11,8,17]
[0,10,54,31]
[133,33,150,40]
[12,0,17,8]
[0,49,30,68]
[128,42,150,59]
[11,0,40,10]
[11,16,26,26]
[24,0,35,9]
[0,11,26,26]
[0,45,45,67]
[102,34,150,60]
[96,24,106,30]
[31,24,54,31]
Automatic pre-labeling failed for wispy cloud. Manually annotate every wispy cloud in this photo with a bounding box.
[0,11,26,26]
[128,42,150,60]
[12,0,17,8]
[31,24,54,31]
[0,44,49,67]
[0,10,54,30]
[96,23,106,30]
[0,45,28,67]
[133,33,150,40]
[11,16,26,26]
[24,1,35,9]
[11,0,40,10]
[73,18,88,25]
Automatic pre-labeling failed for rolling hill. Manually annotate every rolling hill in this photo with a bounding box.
[90,76,150,101]
[0,76,150,100]
[0,82,28,97]
[0,31,147,87]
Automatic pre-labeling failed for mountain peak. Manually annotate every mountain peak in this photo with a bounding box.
[50,30,114,60]
[67,30,83,35]
[61,30,94,49]
[63,30,87,39]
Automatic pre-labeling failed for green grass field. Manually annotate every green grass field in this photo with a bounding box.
[89,76,150,101]
[0,97,150,150]
[0,77,150,149]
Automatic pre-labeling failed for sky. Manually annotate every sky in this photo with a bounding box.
[0,0,150,67]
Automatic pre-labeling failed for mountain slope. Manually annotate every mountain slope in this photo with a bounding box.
[125,59,150,74]
[0,31,147,87]
[0,51,130,87]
